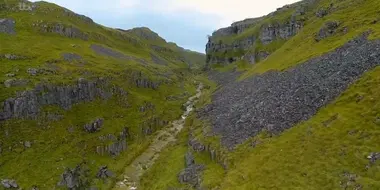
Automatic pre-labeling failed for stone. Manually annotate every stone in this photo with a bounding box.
[3,54,25,60]
[185,152,195,167]
[315,21,340,42]
[1,179,18,189]
[58,164,90,189]
[178,164,205,188]
[5,73,15,77]
[367,152,380,165]
[24,141,32,148]
[39,23,89,40]
[96,166,114,179]
[0,18,16,35]
[31,186,39,190]
[96,127,129,156]
[316,8,329,18]
[4,79,29,88]
[27,68,39,76]
[202,32,380,148]
[83,118,104,133]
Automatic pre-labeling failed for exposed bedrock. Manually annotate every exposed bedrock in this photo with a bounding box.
[0,78,127,121]
[202,32,380,148]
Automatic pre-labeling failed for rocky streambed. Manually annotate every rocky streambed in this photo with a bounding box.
[113,83,203,190]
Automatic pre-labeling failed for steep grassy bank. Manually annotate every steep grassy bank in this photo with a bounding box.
[0,0,205,189]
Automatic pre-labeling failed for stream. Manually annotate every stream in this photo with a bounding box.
[113,83,203,190]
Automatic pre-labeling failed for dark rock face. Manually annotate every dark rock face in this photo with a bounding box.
[132,71,160,90]
[185,152,195,167]
[178,164,205,188]
[96,166,114,179]
[96,127,129,156]
[203,32,380,148]
[0,78,120,121]
[178,151,205,189]
[1,179,18,189]
[84,118,104,133]
[315,21,340,42]
[0,18,15,35]
[58,164,90,190]
[39,23,89,40]
[259,21,303,45]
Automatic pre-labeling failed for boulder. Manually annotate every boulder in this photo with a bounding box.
[0,18,16,35]
[84,118,104,133]
[1,179,18,189]
[96,166,114,179]
[315,21,340,42]
[24,141,32,148]
[178,165,205,188]
[4,79,29,88]
[27,68,39,76]
[185,152,195,167]
[58,164,90,189]
[5,73,16,77]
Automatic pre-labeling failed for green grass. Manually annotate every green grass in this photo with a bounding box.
[0,0,205,189]
[193,1,380,189]
[241,0,380,79]
[217,66,380,190]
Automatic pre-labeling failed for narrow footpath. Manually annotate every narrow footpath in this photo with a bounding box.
[113,83,204,190]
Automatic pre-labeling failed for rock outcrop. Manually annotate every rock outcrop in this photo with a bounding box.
[132,71,160,90]
[315,21,340,42]
[84,118,104,133]
[3,78,29,88]
[0,18,15,35]
[205,1,309,66]
[202,32,380,148]
[96,166,114,179]
[0,78,126,120]
[178,152,205,189]
[58,164,90,189]
[96,127,129,156]
[1,179,18,189]
[39,23,89,40]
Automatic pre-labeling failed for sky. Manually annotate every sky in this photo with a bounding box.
[31,0,300,53]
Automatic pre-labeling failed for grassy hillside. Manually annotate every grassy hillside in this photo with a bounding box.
[0,0,205,189]
[142,0,380,189]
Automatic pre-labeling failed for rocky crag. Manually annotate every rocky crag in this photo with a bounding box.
[205,0,337,66]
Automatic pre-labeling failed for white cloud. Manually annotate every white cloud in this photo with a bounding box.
[32,0,300,27]
[146,0,300,27]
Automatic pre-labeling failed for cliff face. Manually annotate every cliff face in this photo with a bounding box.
[205,0,316,66]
